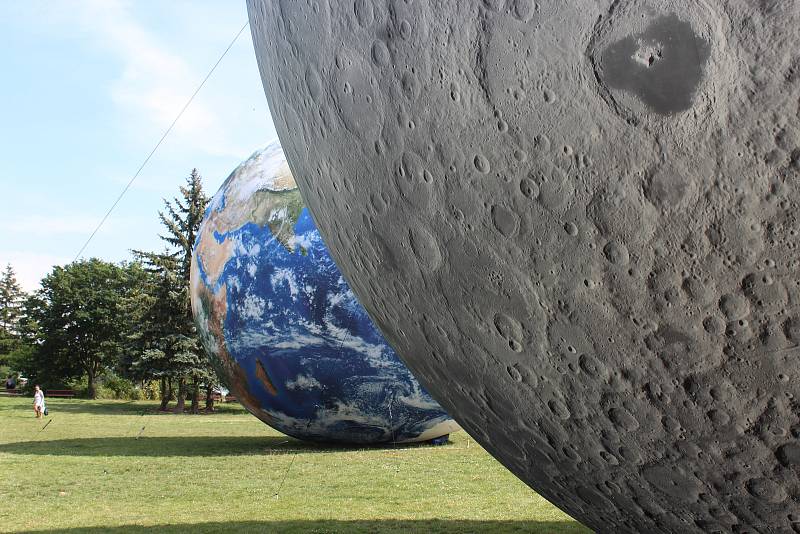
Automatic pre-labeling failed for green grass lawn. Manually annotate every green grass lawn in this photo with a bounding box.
[0,396,589,533]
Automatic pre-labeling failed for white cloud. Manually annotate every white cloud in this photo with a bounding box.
[271,268,299,298]
[285,374,322,391]
[52,0,247,159]
[2,214,103,237]
[239,292,266,320]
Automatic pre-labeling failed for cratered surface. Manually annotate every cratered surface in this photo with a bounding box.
[247,1,800,532]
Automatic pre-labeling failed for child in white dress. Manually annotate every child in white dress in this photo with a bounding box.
[33,385,44,419]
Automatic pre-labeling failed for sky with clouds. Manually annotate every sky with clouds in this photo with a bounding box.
[0,1,277,291]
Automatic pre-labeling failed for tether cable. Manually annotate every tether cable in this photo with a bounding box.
[73,20,250,262]
[273,416,315,499]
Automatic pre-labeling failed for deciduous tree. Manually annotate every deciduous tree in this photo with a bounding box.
[29,259,138,398]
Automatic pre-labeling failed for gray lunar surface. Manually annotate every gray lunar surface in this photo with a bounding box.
[247,1,800,532]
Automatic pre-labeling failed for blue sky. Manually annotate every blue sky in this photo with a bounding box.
[0,1,277,290]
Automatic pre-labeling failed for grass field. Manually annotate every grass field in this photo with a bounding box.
[0,396,588,533]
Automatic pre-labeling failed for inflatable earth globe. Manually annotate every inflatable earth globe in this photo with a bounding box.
[190,141,458,444]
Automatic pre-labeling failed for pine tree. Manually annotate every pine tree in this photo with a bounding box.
[0,264,24,334]
[132,169,219,413]
[158,168,207,283]
[128,253,193,410]
[0,264,26,367]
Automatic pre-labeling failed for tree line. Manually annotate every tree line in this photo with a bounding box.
[0,170,222,413]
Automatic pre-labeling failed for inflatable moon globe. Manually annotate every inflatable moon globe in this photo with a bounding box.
[190,142,458,444]
[248,1,800,532]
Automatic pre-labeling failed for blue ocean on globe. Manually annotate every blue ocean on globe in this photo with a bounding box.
[190,141,458,444]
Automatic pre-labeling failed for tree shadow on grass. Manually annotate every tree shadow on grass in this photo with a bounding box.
[0,396,249,417]
[28,400,247,417]
[0,435,455,457]
[18,519,591,533]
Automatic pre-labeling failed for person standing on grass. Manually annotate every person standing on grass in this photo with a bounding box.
[33,385,45,418]
[4,376,14,390]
